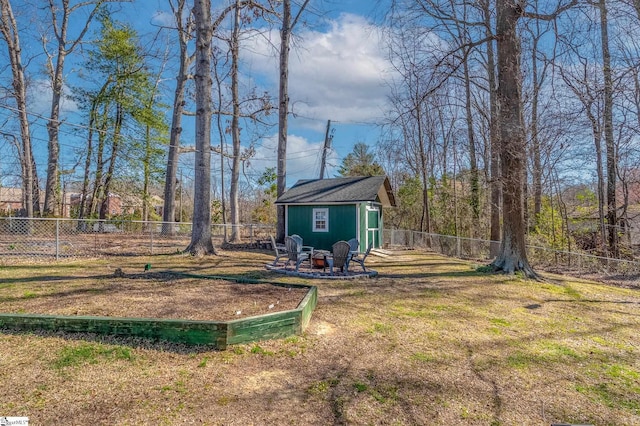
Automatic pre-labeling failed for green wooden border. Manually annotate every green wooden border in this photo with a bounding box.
[0,274,317,350]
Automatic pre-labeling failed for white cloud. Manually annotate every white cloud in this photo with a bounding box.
[28,79,78,116]
[243,13,392,126]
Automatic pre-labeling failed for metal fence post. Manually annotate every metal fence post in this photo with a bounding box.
[56,218,60,261]
[150,223,154,255]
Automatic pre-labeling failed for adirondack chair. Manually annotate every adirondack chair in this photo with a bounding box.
[270,235,287,266]
[329,241,351,275]
[292,234,314,261]
[284,236,312,271]
[347,238,359,253]
[350,242,373,272]
[347,238,359,264]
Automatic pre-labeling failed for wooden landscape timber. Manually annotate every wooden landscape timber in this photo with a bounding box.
[0,275,317,350]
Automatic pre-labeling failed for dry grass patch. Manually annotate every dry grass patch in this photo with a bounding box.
[1,249,639,425]
[0,270,307,321]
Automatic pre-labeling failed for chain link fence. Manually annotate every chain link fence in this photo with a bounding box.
[385,229,640,280]
[4,219,639,280]
[0,218,275,262]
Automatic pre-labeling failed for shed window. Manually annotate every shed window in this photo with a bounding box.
[312,208,329,232]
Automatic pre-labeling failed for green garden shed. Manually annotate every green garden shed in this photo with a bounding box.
[275,176,396,251]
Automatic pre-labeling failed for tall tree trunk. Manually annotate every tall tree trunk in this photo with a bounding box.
[91,102,109,217]
[415,101,431,234]
[43,0,103,216]
[530,33,542,229]
[590,111,607,254]
[99,102,123,220]
[599,0,618,258]
[31,157,41,216]
[229,0,242,243]
[464,55,480,227]
[44,46,66,216]
[483,0,501,257]
[491,0,537,278]
[141,58,167,225]
[276,0,291,243]
[454,2,480,230]
[142,102,154,223]
[163,0,193,234]
[187,0,215,255]
[0,0,35,217]
[276,0,310,243]
[213,50,228,241]
[78,105,96,222]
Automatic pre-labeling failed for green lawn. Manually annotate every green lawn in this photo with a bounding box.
[0,249,638,425]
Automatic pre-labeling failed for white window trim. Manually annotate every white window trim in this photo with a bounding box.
[312,208,329,232]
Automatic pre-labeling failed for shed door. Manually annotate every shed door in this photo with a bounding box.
[366,206,380,249]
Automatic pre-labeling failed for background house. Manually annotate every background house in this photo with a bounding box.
[275,176,396,251]
[0,187,24,215]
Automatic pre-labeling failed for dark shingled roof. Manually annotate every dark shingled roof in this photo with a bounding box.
[275,176,396,207]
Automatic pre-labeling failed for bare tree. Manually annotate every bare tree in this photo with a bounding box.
[41,0,107,216]
[523,12,553,230]
[187,0,216,255]
[385,14,436,234]
[228,0,242,243]
[490,0,576,276]
[0,0,37,217]
[479,0,502,257]
[162,0,194,234]
[490,0,536,276]
[453,2,481,228]
[598,0,618,257]
[556,45,607,255]
[276,0,310,243]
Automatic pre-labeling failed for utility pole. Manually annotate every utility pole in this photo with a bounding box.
[319,119,334,179]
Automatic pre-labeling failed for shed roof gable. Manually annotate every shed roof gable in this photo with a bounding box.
[275,176,396,207]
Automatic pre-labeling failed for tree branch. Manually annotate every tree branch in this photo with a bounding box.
[523,0,579,20]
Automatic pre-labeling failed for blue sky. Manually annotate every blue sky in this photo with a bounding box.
[1,0,393,191]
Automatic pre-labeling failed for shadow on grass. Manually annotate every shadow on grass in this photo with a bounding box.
[0,327,219,354]
[0,263,86,271]
[0,273,118,286]
[0,270,180,286]
[0,272,199,303]
[381,269,496,280]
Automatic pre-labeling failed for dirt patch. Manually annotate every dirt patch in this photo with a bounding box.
[0,271,309,321]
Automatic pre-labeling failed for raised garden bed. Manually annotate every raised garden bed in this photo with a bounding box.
[0,272,317,350]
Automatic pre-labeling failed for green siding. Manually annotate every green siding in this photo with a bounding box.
[287,204,357,250]
[368,209,379,228]
[358,203,367,249]
[357,202,383,250]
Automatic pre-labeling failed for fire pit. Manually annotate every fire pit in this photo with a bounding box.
[311,250,330,268]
